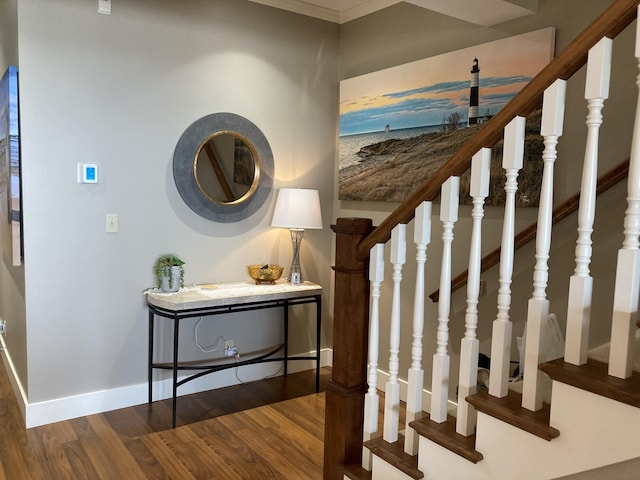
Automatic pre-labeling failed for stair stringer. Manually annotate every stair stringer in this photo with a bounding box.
[413,381,640,480]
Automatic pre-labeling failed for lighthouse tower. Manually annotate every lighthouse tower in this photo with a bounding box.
[468,57,480,125]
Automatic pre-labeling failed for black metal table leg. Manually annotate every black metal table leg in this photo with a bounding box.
[148,310,154,404]
[284,300,289,376]
[172,317,180,428]
[315,294,321,392]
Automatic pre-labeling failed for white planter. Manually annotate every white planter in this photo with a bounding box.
[160,266,182,292]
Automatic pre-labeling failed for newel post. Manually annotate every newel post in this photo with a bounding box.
[323,217,374,480]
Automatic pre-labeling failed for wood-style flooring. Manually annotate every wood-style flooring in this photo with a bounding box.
[0,357,332,480]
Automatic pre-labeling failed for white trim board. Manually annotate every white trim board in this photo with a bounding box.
[0,345,333,428]
[1,343,454,428]
[375,367,458,415]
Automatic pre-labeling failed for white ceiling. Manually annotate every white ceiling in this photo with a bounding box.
[247,0,538,25]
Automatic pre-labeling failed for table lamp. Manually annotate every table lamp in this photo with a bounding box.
[271,188,323,285]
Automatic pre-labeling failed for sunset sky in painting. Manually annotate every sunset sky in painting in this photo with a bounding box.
[339,28,555,136]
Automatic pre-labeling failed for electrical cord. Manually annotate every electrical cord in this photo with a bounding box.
[193,316,226,353]
[235,361,284,384]
[193,316,286,383]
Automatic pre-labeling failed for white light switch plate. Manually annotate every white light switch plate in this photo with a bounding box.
[98,0,111,14]
[106,214,118,233]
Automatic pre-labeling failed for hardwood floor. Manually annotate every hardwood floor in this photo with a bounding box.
[0,358,332,479]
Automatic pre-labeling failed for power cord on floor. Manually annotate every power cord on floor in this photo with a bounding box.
[234,361,284,384]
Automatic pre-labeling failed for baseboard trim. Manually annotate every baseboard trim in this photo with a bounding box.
[375,367,457,414]
[0,336,28,423]
[2,346,452,428]
[2,346,333,428]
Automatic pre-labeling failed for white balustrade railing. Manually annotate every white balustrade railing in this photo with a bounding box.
[456,148,490,436]
[609,6,640,379]
[565,37,613,366]
[360,15,639,464]
[383,224,406,443]
[522,79,567,411]
[489,116,525,398]
[404,202,432,455]
[430,176,459,423]
[363,243,384,470]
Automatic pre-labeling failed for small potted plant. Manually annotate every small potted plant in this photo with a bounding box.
[154,254,185,292]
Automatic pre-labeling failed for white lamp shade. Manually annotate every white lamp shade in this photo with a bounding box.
[271,188,323,229]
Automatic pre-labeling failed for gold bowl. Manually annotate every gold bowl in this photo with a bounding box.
[248,264,284,285]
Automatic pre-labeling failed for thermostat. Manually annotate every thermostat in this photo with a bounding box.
[78,163,99,184]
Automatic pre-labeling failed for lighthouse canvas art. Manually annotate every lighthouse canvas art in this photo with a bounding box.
[338,28,555,204]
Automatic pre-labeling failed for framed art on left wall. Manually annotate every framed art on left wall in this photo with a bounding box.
[0,66,22,266]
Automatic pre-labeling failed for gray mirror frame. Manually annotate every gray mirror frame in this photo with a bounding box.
[173,113,274,222]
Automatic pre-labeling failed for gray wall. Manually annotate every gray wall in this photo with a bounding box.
[0,0,18,68]
[337,0,635,392]
[8,0,338,412]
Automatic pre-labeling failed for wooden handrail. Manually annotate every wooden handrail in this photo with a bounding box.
[355,0,640,260]
[429,158,631,303]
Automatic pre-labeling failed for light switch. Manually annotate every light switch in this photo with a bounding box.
[98,0,111,14]
[106,214,118,233]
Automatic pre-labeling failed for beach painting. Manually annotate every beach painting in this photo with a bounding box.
[338,28,555,205]
[0,66,22,266]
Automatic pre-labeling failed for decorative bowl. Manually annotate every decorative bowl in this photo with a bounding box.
[248,264,284,285]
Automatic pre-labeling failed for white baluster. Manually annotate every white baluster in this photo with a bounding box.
[456,149,490,436]
[383,224,406,443]
[609,12,640,379]
[565,37,612,365]
[431,176,459,423]
[363,243,384,470]
[489,116,525,398]
[405,202,432,455]
[523,79,567,411]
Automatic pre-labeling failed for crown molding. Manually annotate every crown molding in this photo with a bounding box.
[247,0,537,25]
[248,0,341,23]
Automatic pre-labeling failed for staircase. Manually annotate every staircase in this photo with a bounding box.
[322,1,640,479]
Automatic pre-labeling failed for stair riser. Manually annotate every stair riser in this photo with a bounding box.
[371,455,415,480]
[412,381,640,480]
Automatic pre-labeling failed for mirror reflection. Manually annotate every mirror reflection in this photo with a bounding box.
[194,132,260,205]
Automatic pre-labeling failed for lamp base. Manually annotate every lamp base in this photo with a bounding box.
[289,229,304,285]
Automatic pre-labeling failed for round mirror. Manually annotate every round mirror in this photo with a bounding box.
[194,132,259,205]
[173,113,274,222]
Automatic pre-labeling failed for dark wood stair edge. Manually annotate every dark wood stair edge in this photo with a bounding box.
[466,389,560,441]
[362,435,424,479]
[409,414,484,463]
[340,464,372,480]
[409,414,483,464]
[539,357,640,408]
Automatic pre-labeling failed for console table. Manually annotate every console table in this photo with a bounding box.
[146,280,322,428]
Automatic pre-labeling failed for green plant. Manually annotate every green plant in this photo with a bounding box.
[153,254,185,289]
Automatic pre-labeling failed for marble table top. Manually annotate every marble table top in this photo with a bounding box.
[146,280,322,311]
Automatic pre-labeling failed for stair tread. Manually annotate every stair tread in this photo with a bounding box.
[363,435,424,479]
[466,389,560,441]
[409,413,483,463]
[540,357,640,408]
